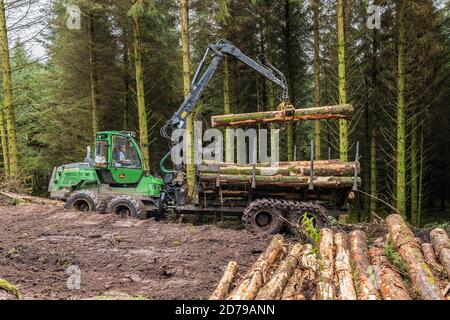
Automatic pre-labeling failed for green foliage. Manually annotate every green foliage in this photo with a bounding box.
[301,212,320,249]
[383,240,408,278]
[128,0,158,18]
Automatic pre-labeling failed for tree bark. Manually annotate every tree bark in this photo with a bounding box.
[256,244,303,300]
[284,0,295,161]
[131,15,150,170]
[180,0,195,199]
[312,0,321,161]
[430,228,450,279]
[0,109,9,176]
[316,229,335,300]
[369,246,411,300]
[386,214,444,300]
[349,230,380,300]
[422,243,444,275]
[334,233,357,300]
[337,0,348,162]
[228,235,284,300]
[87,16,99,142]
[281,268,305,300]
[121,18,131,130]
[0,0,18,177]
[396,0,407,217]
[211,104,353,128]
[210,261,238,300]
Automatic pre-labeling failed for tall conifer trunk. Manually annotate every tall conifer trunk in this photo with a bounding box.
[0,0,18,177]
[312,0,321,160]
[132,15,150,170]
[337,0,348,162]
[396,0,406,217]
[180,0,195,198]
[87,16,99,141]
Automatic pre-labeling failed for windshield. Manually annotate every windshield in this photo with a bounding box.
[94,141,108,167]
[112,136,141,169]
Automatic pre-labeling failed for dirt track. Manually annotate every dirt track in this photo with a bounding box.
[0,204,270,300]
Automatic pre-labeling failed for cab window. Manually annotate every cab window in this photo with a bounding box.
[94,141,108,167]
[112,136,141,169]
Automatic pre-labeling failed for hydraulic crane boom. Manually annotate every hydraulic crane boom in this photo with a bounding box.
[160,40,289,139]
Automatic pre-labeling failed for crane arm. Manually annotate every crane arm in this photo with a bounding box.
[161,40,289,139]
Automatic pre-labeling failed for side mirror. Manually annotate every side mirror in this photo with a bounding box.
[85,146,94,165]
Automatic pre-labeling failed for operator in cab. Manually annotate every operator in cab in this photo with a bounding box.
[114,144,131,167]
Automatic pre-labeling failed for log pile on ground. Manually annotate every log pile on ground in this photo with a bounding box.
[198,160,359,189]
[211,214,450,300]
[211,104,354,127]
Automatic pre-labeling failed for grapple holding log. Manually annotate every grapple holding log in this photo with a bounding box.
[211,104,354,127]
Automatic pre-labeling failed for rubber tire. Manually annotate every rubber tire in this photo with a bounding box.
[106,195,143,219]
[65,190,100,212]
[243,200,285,235]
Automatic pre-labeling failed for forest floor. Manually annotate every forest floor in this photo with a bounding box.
[0,202,447,300]
[0,203,270,300]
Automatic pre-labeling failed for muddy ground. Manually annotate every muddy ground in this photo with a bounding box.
[0,203,270,300]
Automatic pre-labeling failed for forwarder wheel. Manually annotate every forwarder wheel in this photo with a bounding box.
[287,202,328,239]
[243,199,285,235]
[106,195,143,219]
[65,190,100,212]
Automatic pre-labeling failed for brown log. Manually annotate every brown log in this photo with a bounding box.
[256,244,303,300]
[430,228,450,279]
[211,104,354,127]
[228,235,284,300]
[369,246,411,300]
[349,230,381,300]
[210,261,238,300]
[386,214,444,300]
[281,268,305,300]
[199,173,359,188]
[334,233,357,300]
[316,229,335,300]
[198,160,357,177]
[422,243,445,275]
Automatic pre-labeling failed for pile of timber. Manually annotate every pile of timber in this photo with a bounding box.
[211,104,353,127]
[210,214,450,300]
[198,160,360,189]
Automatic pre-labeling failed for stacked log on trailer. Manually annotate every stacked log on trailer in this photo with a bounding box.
[198,160,360,189]
[210,214,450,300]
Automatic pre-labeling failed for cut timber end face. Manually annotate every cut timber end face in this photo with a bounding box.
[211,104,353,128]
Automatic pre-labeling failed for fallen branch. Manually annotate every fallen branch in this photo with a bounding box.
[0,191,62,207]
